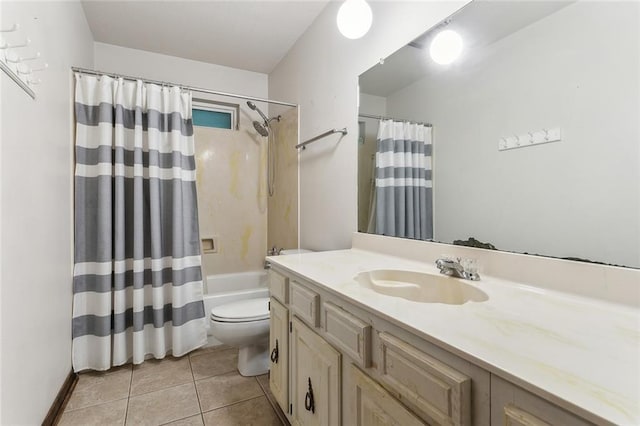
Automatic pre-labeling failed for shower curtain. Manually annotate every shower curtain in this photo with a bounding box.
[72,74,207,371]
[374,119,433,240]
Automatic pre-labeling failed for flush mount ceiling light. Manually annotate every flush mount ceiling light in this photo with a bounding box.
[337,0,373,40]
[429,29,463,65]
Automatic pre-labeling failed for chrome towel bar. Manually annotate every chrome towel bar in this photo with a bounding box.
[296,128,348,150]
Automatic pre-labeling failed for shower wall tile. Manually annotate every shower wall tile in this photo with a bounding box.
[268,107,299,251]
[194,126,268,276]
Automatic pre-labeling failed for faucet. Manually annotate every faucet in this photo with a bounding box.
[267,246,282,256]
[435,258,480,281]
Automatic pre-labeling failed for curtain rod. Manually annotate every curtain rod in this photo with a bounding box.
[359,113,432,127]
[71,66,298,108]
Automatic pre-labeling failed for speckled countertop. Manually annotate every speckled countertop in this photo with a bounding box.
[267,248,640,426]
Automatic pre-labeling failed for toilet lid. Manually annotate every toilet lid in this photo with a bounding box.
[210,297,270,323]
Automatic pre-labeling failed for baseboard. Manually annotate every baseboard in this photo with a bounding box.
[42,370,78,426]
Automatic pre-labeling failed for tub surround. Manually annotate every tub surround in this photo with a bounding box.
[266,233,640,425]
[267,106,300,252]
[195,126,267,275]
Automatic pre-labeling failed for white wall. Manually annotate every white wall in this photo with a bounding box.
[0,1,93,423]
[94,42,268,100]
[269,1,469,250]
[385,1,640,267]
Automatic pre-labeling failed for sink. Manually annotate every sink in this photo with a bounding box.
[355,269,488,305]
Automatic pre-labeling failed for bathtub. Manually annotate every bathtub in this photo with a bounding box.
[202,271,269,346]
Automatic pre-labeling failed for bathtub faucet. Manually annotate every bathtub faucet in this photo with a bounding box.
[267,246,283,256]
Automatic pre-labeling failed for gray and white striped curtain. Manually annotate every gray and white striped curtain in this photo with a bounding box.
[375,119,433,240]
[72,74,207,372]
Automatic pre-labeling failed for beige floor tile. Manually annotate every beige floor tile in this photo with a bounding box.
[130,356,193,396]
[256,374,269,392]
[161,414,204,426]
[65,365,132,411]
[202,396,282,426]
[255,374,288,425]
[58,398,127,426]
[188,344,232,358]
[190,348,238,380]
[195,371,263,412]
[126,382,200,426]
[256,374,277,404]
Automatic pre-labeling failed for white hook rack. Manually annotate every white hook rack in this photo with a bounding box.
[5,51,39,63]
[498,127,561,151]
[0,38,30,50]
[0,22,44,99]
[0,23,19,33]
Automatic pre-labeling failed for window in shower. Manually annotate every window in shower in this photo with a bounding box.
[192,99,239,130]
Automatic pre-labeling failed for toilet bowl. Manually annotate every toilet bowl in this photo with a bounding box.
[209,297,270,377]
[209,250,313,377]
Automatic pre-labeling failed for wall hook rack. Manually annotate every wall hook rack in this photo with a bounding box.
[0,22,44,100]
[0,23,19,33]
[499,127,561,151]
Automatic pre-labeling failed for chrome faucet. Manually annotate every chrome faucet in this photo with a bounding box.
[267,246,283,256]
[435,258,480,281]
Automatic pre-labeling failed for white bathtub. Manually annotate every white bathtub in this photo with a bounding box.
[202,271,269,346]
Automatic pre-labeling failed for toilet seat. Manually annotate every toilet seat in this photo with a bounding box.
[210,297,269,323]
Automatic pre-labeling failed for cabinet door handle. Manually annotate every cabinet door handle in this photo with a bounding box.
[304,377,315,413]
[270,339,279,363]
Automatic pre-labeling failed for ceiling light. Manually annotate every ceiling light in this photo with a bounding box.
[337,0,373,40]
[429,30,463,65]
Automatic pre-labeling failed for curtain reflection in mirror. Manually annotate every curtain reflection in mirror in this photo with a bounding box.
[371,120,433,240]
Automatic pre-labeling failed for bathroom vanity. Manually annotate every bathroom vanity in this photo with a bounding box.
[266,234,639,426]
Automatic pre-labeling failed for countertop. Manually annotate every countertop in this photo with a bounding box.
[267,248,640,425]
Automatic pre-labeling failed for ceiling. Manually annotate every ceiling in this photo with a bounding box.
[81,1,330,74]
[360,1,574,97]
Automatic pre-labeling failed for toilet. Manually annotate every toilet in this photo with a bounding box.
[210,297,270,376]
[209,248,313,377]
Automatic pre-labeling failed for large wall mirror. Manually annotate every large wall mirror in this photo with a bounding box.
[358,0,639,268]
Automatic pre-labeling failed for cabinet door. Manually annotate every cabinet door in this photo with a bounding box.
[291,316,341,426]
[269,297,289,413]
[349,364,426,426]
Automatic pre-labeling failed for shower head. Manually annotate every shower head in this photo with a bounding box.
[247,100,269,123]
[253,120,269,137]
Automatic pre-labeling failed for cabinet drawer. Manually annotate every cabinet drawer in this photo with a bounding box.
[491,376,591,426]
[378,332,471,426]
[349,364,426,426]
[269,270,289,304]
[323,302,371,368]
[290,281,320,328]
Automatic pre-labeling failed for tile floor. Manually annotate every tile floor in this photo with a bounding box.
[59,345,287,426]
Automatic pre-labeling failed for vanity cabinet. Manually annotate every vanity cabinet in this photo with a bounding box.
[268,255,616,426]
[268,267,489,426]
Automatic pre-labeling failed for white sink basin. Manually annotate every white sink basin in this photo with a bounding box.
[356,269,488,305]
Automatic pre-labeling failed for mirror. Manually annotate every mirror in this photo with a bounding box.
[358,1,639,268]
